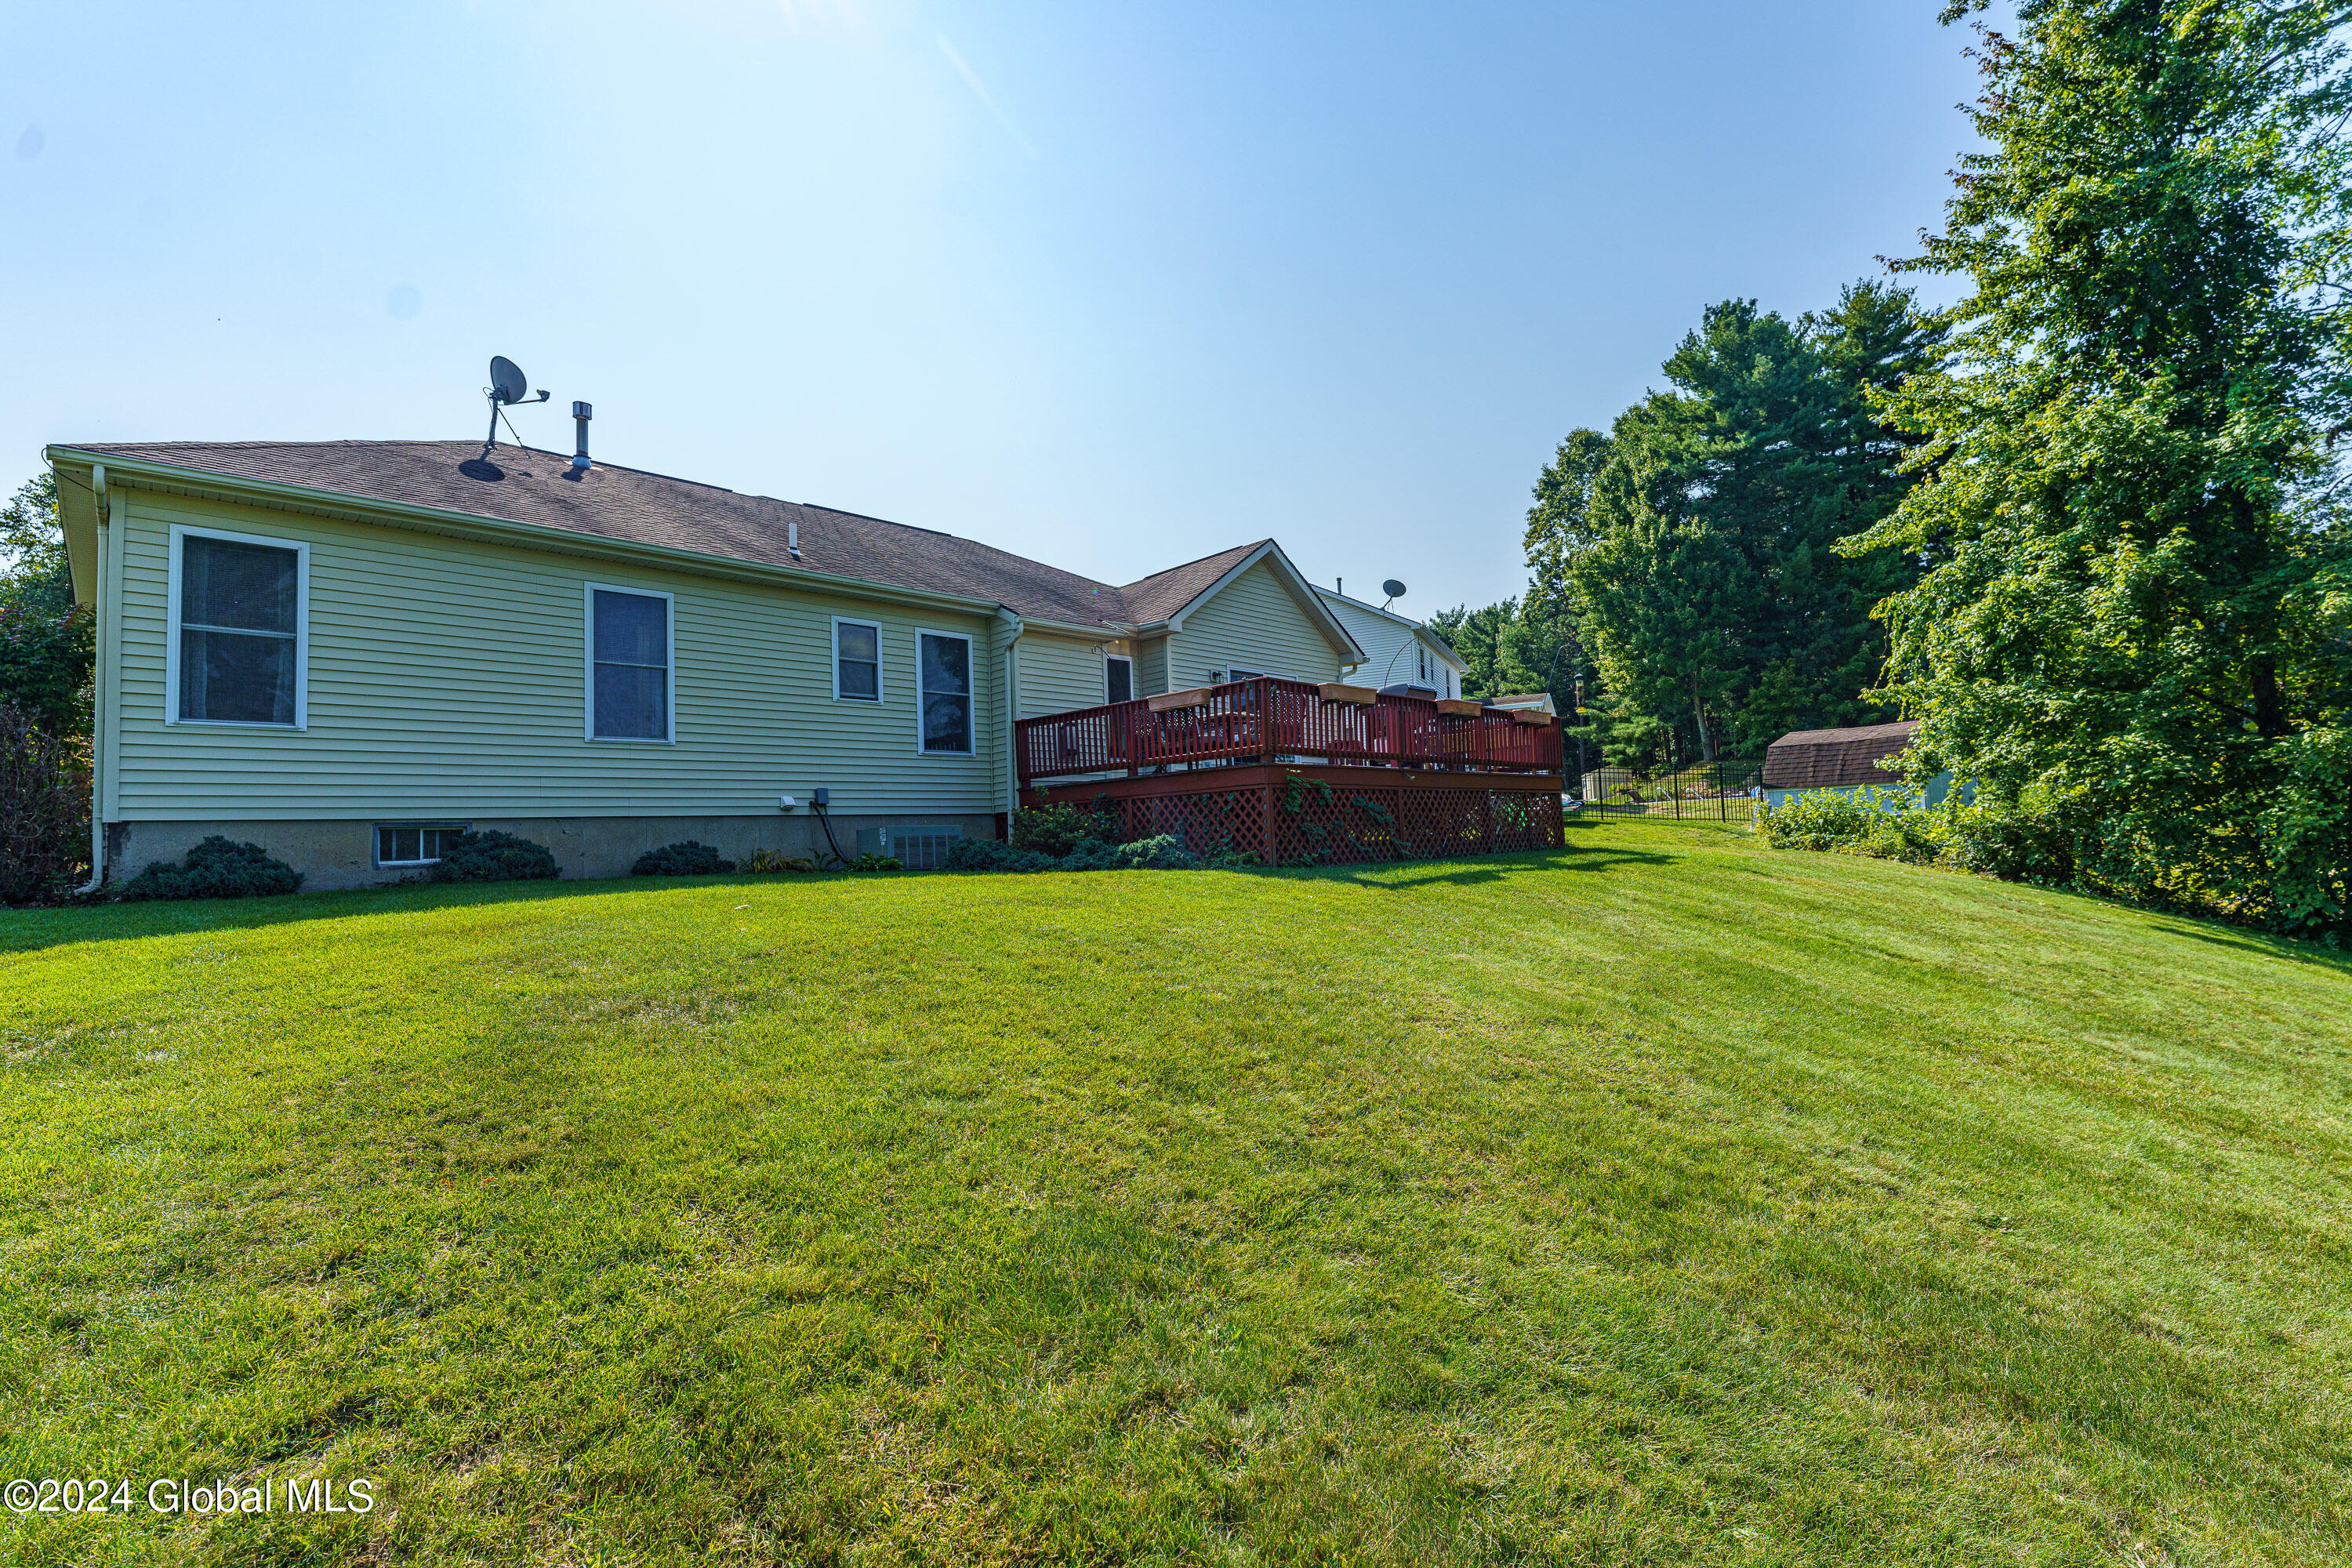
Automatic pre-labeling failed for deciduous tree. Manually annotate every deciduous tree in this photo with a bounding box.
[0,475,93,738]
[1859,0,2352,937]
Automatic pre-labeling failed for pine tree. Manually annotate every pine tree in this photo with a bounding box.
[1560,285,1940,762]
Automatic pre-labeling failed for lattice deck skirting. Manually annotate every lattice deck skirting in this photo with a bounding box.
[1021,764,1564,867]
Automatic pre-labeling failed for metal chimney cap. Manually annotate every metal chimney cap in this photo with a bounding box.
[572,401,593,419]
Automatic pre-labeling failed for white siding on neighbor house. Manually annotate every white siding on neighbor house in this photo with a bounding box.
[1016,630,1131,718]
[1318,591,1461,695]
[1165,558,1342,688]
[108,491,1004,820]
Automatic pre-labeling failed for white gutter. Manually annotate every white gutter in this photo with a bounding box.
[73,463,108,895]
[993,608,1023,821]
[1018,613,1131,640]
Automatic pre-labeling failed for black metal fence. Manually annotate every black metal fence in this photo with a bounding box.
[1569,759,1767,822]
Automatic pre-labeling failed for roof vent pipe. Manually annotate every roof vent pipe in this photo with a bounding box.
[787,521,800,560]
[571,401,593,472]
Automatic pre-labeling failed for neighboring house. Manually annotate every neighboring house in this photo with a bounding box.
[47,438,1374,889]
[1312,587,1468,698]
[1761,720,1957,808]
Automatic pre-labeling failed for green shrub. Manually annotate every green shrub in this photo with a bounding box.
[1755,786,1915,852]
[2261,725,2352,942]
[1758,763,2350,946]
[944,837,1061,873]
[1113,834,1198,870]
[1010,800,1118,857]
[119,836,302,902]
[0,699,88,904]
[1056,838,1127,871]
[1755,786,1951,868]
[1861,807,1951,867]
[429,830,559,884]
[1940,794,2081,885]
[632,840,735,876]
[944,833,1201,874]
[742,848,816,873]
[845,852,901,873]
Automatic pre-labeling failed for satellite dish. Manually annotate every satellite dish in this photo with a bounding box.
[477,355,552,459]
[1381,579,1407,599]
[489,356,530,405]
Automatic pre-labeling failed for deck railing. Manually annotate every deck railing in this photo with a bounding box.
[1015,677,1562,787]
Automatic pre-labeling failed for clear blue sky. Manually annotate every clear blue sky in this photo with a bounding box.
[2,2,1986,613]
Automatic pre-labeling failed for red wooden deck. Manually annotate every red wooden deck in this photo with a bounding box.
[1014,682,1566,866]
[1020,763,1563,867]
[1015,677,1562,789]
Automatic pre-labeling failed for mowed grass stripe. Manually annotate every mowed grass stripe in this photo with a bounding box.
[1,819,2347,1565]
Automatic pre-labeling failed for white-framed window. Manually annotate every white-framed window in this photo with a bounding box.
[376,823,466,867]
[167,524,308,728]
[916,629,974,754]
[1105,653,1134,705]
[833,617,882,702]
[1418,645,1430,682]
[585,584,673,742]
[1223,665,1269,682]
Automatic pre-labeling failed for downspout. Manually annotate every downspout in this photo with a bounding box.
[74,464,109,895]
[993,608,1023,826]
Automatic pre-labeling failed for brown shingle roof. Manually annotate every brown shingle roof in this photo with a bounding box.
[1762,720,1919,789]
[1116,541,1267,623]
[67,439,1229,631]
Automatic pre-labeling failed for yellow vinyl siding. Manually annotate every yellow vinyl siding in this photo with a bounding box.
[1134,636,1171,697]
[111,492,1001,819]
[1016,631,1127,718]
[1166,558,1342,688]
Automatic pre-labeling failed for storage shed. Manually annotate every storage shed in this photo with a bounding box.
[1761,720,1956,807]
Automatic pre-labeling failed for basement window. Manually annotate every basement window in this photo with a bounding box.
[376,824,466,867]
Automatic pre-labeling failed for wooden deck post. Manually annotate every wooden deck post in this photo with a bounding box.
[1260,781,1277,866]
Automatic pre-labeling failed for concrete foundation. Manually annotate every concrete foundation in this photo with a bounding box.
[103,811,1000,892]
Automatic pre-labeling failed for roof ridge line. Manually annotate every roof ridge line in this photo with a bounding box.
[1114,537,1265,591]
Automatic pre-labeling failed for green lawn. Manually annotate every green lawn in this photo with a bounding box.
[2,820,2348,1566]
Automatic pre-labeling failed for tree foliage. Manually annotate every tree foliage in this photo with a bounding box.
[1428,432,1611,724]
[0,697,88,903]
[0,474,94,737]
[1562,283,1943,761]
[1860,0,2352,938]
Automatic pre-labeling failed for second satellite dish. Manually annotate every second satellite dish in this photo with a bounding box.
[1382,579,1407,600]
[489,356,530,405]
